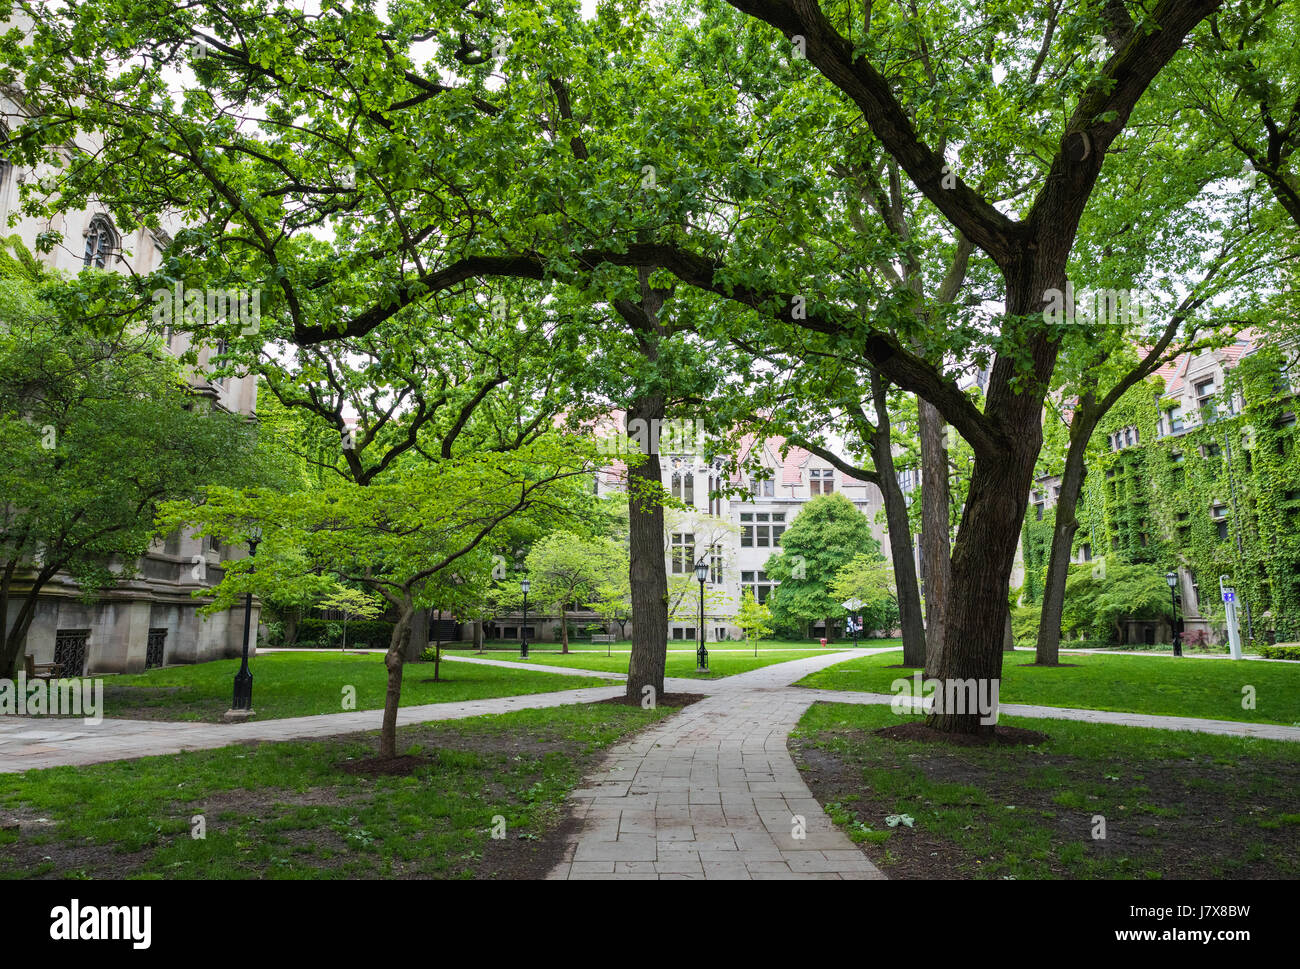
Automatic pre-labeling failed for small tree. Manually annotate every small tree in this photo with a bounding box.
[162,437,594,759]
[831,553,900,636]
[591,575,632,639]
[317,587,384,651]
[734,589,774,657]
[525,532,625,653]
[765,494,882,641]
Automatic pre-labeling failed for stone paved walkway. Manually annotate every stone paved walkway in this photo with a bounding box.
[547,651,889,881]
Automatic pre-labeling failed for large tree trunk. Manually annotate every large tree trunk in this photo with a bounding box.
[918,398,952,673]
[927,445,1039,732]
[616,270,673,704]
[1035,416,1094,665]
[868,373,926,666]
[379,607,413,759]
[926,272,1060,733]
[625,392,669,702]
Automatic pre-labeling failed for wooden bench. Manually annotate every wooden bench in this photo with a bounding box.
[590,634,617,644]
[24,654,64,679]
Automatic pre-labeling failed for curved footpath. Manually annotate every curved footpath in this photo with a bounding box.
[546,650,889,880]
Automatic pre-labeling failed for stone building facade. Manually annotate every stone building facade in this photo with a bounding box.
[2,67,259,675]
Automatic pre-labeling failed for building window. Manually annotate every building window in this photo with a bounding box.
[208,534,222,553]
[1168,405,1185,434]
[145,628,168,670]
[709,545,723,584]
[809,469,834,495]
[1217,520,1230,542]
[83,214,119,269]
[54,629,90,677]
[670,532,694,574]
[1195,379,1220,423]
[211,338,229,388]
[740,511,785,548]
[750,476,774,498]
[740,570,776,604]
[671,470,694,505]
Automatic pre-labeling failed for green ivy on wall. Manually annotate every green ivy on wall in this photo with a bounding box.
[1027,348,1300,642]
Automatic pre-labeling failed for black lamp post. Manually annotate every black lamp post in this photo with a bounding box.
[694,560,709,672]
[519,578,530,658]
[1165,571,1182,657]
[231,526,261,711]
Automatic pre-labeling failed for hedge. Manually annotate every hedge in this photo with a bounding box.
[1257,643,1300,660]
[291,618,396,649]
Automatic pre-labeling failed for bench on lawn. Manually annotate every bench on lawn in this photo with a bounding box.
[590,634,617,644]
[24,654,64,679]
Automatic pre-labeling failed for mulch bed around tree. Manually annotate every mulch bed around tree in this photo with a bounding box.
[875,722,1049,747]
[594,692,707,709]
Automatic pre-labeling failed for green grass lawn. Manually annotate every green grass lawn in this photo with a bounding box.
[83,651,617,722]
[0,704,670,879]
[446,641,898,679]
[792,702,1300,880]
[797,649,1300,726]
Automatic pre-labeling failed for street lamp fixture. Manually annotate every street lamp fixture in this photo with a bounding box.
[231,526,262,712]
[520,578,531,659]
[1165,571,1182,657]
[694,561,709,672]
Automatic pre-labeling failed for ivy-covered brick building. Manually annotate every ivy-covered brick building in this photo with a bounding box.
[1023,335,1299,646]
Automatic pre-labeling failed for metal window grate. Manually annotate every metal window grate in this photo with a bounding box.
[145,628,167,669]
[54,629,90,676]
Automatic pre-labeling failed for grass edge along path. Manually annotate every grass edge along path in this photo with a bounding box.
[796,649,1300,726]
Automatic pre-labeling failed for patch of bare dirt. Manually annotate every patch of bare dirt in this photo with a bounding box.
[594,692,707,709]
[875,723,1049,746]
[792,728,1300,879]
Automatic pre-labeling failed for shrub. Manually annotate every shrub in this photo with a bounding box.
[1258,644,1300,660]
[1011,603,1042,644]
[295,617,395,649]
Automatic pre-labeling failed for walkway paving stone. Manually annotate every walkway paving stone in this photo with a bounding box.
[547,651,889,881]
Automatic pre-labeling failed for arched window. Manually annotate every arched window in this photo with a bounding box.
[83,214,118,269]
